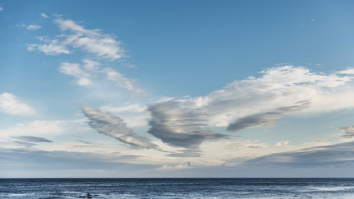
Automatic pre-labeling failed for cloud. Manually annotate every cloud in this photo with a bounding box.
[58,60,144,93]
[81,105,157,149]
[177,66,354,131]
[25,25,41,30]
[0,148,158,178]
[245,141,354,167]
[12,136,52,143]
[0,7,3,11]
[0,93,35,115]
[147,101,227,148]
[227,101,310,132]
[101,104,146,113]
[41,13,49,18]
[157,161,195,171]
[83,59,100,71]
[103,67,144,93]
[28,17,125,60]
[27,38,70,55]
[59,62,91,86]
[14,141,37,148]
[276,140,290,147]
[167,150,202,157]
[338,126,354,139]
[0,120,63,138]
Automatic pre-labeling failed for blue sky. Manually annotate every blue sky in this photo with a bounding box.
[2,0,354,177]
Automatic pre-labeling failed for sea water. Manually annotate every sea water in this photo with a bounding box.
[1,178,354,198]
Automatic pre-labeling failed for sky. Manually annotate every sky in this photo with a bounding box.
[2,0,354,177]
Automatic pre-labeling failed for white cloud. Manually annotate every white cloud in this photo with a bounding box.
[0,120,63,138]
[101,104,147,113]
[157,162,194,171]
[26,25,41,30]
[337,68,354,75]
[0,7,3,11]
[103,67,144,93]
[59,62,91,86]
[58,60,144,93]
[83,59,100,71]
[276,140,290,147]
[28,17,125,60]
[0,93,34,115]
[181,66,354,128]
[27,39,70,55]
[41,13,49,18]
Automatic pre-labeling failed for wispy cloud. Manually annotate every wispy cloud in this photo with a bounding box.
[59,62,91,86]
[0,93,34,115]
[103,67,144,94]
[157,161,195,171]
[28,38,70,55]
[28,17,125,60]
[59,60,144,93]
[227,101,310,132]
[0,7,3,11]
[245,141,354,167]
[0,120,63,138]
[147,101,227,148]
[276,140,290,147]
[12,136,52,143]
[81,105,157,149]
[19,24,41,31]
[40,13,49,18]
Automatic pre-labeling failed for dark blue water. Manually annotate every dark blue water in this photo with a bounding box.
[1,178,354,198]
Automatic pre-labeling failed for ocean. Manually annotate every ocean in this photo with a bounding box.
[1,178,354,198]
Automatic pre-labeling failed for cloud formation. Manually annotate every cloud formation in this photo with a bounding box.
[176,66,354,132]
[227,101,310,132]
[58,59,144,93]
[245,141,354,167]
[28,17,125,60]
[41,13,49,18]
[0,93,34,115]
[12,136,52,143]
[147,101,227,148]
[0,120,63,138]
[338,126,354,139]
[59,62,91,86]
[81,105,157,149]
[103,67,144,94]
[28,38,70,55]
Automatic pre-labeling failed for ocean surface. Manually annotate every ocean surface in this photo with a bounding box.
[1,178,354,198]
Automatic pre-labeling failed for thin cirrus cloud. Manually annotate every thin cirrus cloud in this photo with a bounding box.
[81,105,157,150]
[59,59,143,93]
[0,93,34,115]
[147,101,227,149]
[19,24,41,31]
[28,17,125,60]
